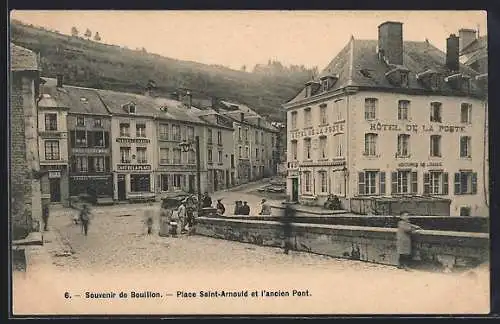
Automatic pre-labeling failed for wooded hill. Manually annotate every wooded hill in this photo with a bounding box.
[11,20,317,121]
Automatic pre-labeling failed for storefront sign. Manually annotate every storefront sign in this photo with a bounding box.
[71,175,112,181]
[48,171,61,179]
[116,138,151,144]
[290,123,345,139]
[157,165,196,172]
[39,131,63,138]
[398,162,443,168]
[117,164,152,171]
[369,123,466,133]
[72,148,109,154]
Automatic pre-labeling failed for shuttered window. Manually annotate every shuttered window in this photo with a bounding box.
[454,171,477,195]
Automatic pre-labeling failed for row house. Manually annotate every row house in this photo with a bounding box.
[41,77,113,202]
[10,43,43,238]
[38,77,70,206]
[153,94,209,196]
[283,21,488,216]
[194,108,235,191]
[96,89,158,202]
[218,100,280,185]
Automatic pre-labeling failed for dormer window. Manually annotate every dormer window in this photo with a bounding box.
[304,86,310,98]
[431,74,441,90]
[322,79,329,92]
[129,104,136,114]
[80,97,88,103]
[461,77,471,94]
[401,72,409,87]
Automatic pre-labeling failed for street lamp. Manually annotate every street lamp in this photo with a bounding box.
[342,166,349,198]
[179,136,202,212]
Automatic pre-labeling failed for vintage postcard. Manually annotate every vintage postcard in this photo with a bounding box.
[9,10,489,316]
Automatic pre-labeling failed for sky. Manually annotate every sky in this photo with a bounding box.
[10,10,487,71]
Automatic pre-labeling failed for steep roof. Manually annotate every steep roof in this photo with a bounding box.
[95,89,159,117]
[460,35,487,55]
[10,43,39,71]
[285,38,483,105]
[40,78,109,114]
[153,97,207,124]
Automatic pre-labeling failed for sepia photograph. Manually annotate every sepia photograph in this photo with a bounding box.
[9,10,489,316]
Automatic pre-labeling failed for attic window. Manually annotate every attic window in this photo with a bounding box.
[124,103,136,114]
[401,72,409,88]
[431,74,441,90]
[80,97,88,103]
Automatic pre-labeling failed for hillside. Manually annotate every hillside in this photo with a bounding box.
[10,20,314,121]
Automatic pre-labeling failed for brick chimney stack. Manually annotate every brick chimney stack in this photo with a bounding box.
[377,21,404,65]
[446,34,460,72]
[459,28,477,53]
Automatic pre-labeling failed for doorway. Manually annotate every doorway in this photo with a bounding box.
[226,170,230,188]
[188,175,195,193]
[214,171,219,191]
[49,178,61,202]
[292,178,299,202]
[117,175,126,201]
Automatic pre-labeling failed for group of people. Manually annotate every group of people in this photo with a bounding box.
[233,199,271,216]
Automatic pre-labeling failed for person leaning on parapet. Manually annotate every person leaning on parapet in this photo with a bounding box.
[240,201,250,216]
[234,201,243,215]
[259,199,272,216]
[397,212,422,270]
[216,198,226,216]
[202,192,212,208]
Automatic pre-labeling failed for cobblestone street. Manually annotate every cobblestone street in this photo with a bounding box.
[12,184,489,315]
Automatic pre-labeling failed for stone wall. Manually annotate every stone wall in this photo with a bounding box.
[10,72,42,240]
[195,217,489,269]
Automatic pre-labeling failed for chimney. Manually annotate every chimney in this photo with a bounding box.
[377,21,404,65]
[459,28,477,53]
[240,112,244,122]
[56,74,63,88]
[185,91,192,109]
[446,34,460,72]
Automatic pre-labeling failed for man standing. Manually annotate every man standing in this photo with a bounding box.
[282,203,295,254]
[79,204,92,236]
[240,201,250,215]
[178,199,187,234]
[397,212,422,270]
[144,201,155,235]
[259,199,272,216]
[202,192,212,208]
[42,203,50,231]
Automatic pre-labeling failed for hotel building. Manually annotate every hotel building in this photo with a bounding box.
[283,21,488,216]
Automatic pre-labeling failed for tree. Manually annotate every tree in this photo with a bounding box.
[84,28,92,39]
[71,26,79,37]
[93,32,101,41]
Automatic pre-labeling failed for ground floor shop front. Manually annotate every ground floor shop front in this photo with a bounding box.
[113,164,155,201]
[69,174,114,199]
[286,162,489,216]
[40,164,69,206]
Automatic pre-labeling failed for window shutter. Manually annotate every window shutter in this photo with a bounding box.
[88,157,94,173]
[70,131,76,147]
[379,172,386,195]
[442,173,449,195]
[423,172,430,195]
[391,172,398,194]
[472,173,478,194]
[105,157,110,172]
[87,131,94,147]
[454,173,461,194]
[358,172,365,195]
[104,132,110,148]
[411,171,418,193]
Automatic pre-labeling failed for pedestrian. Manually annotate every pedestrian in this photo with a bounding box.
[216,199,226,216]
[234,201,242,215]
[259,199,272,216]
[79,204,91,236]
[178,199,187,234]
[396,212,422,270]
[202,192,212,208]
[42,203,50,231]
[283,203,295,254]
[240,201,250,215]
[144,201,155,235]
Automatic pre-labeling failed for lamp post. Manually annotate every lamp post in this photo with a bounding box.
[342,166,349,198]
[179,136,202,212]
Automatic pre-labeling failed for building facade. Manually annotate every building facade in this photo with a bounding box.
[38,78,70,206]
[97,90,158,202]
[10,43,43,239]
[40,78,114,202]
[218,100,279,184]
[284,21,488,216]
[153,95,210,196]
